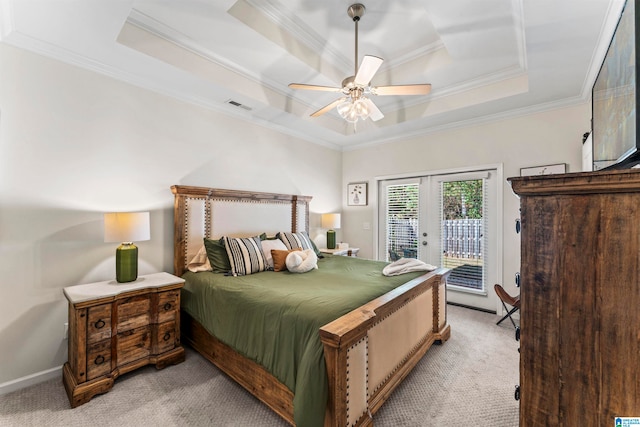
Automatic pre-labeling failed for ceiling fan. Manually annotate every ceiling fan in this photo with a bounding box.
[288,3,431,123]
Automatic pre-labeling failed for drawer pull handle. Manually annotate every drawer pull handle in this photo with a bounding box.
[163,332,171,341]
[94,355,105,365]
[94,319,106,329]
[164,302,172,311]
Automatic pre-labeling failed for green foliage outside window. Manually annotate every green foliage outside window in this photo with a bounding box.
[443,180,483,220]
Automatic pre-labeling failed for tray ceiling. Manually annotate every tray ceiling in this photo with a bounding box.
[0,0,623,150]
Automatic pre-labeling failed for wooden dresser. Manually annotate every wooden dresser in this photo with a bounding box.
[509,170,640,425]
[62,272,185,407]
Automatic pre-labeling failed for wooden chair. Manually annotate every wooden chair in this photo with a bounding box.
[494,284,520,328]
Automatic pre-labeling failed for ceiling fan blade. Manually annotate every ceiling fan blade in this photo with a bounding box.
[354,55,384,86]
[372,84,432,96]
[363,98,384,121]
[311,98,346,117]
[289,83,342,92]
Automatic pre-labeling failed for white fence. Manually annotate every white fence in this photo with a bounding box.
[387,218,482,261]
[442,218,483,260]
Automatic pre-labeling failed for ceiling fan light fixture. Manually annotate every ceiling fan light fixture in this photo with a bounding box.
[354,98,370,119]
[337,97,370,123]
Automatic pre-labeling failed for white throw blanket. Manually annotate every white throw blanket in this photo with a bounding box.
[187,246,212,272]
[382,257,437,276]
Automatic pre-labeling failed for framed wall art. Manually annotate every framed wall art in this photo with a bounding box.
[347,182,367,206]
[520,163,567,177]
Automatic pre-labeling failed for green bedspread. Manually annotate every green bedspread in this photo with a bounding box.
[181,255,426,427]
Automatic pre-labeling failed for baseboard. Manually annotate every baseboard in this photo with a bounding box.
[0,365,62,396]
[447,301,497,314]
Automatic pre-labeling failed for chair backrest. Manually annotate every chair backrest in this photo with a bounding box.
[494,284,520,307]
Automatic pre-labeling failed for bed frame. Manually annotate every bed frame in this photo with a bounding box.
[171,185,450,426]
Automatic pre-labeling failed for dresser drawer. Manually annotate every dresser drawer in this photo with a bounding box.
[157,290,179,324]
[118,295,150,332]
[117,325,151,366]
[87,304,111,345]
[86,339,111,380]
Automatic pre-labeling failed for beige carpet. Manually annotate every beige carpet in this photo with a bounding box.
[0,305,519,426]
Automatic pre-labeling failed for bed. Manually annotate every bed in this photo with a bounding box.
[171,185,450,426]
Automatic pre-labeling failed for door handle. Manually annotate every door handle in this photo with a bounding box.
[422,241,428,246]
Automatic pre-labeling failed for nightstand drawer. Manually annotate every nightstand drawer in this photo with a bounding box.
[157,291,179,324]
[117,325,151,366]
[155,321,177,354]
[87,304,111,344]
[118,295,150,332]
[86,339,111,380]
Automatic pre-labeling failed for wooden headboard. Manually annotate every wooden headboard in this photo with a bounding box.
[171,185,312,276]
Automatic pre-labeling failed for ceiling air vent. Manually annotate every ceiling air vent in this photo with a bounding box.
[225,99,252,111]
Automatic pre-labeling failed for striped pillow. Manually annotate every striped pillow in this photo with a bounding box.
[277,231,313,251]
[223,236,268,276]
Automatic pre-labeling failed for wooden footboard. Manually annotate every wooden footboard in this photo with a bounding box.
[320,268,450,426]
[181,268,449,427]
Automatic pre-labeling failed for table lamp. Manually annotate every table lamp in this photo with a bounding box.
[321,213,341,250]
[104,212,150,283]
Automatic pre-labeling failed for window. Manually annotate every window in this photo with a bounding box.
[385,182,419,262]
[440,178,487,292]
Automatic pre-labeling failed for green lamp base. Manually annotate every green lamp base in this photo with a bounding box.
[116,243,138,283]
[327,230,336,250]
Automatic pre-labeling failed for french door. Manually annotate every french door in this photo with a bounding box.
[379,168,500,311]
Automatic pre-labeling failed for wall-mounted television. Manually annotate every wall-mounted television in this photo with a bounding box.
[592,0,640,170]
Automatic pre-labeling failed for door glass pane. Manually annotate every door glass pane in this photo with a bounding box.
[386,183,419,261]
[441,179,485,291]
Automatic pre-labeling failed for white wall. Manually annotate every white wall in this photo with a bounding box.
[341,104,590,302]
[0,44,342,386]
[0,41,592,388]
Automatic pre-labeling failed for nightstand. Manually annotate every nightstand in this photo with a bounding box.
[62,272,185,407]
[320,247,360,257]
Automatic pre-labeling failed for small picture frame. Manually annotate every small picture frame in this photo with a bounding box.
[520,163,566,177]
[348,182,368,206]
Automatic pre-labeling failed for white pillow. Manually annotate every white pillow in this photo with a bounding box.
[260,239,288,269]
[285,249,318,273]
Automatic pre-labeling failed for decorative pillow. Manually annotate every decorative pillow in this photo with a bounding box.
[308,237,324,259]
[278,231,313,250]
[261,239,288,269]
[259,233,279,241]
[271,248,301,272]
[203,237,231,273]
[286,249,318,273]
[187,245,213,272]
[223,235,269,276]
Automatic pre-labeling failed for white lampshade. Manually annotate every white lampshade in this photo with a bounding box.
[321,213,341,229]
[104,212,151,243]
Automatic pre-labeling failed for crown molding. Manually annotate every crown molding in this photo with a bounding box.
[0,0,15,41]
[343,95,589,152]
[244,0,352,72]
[580,0,625,100]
